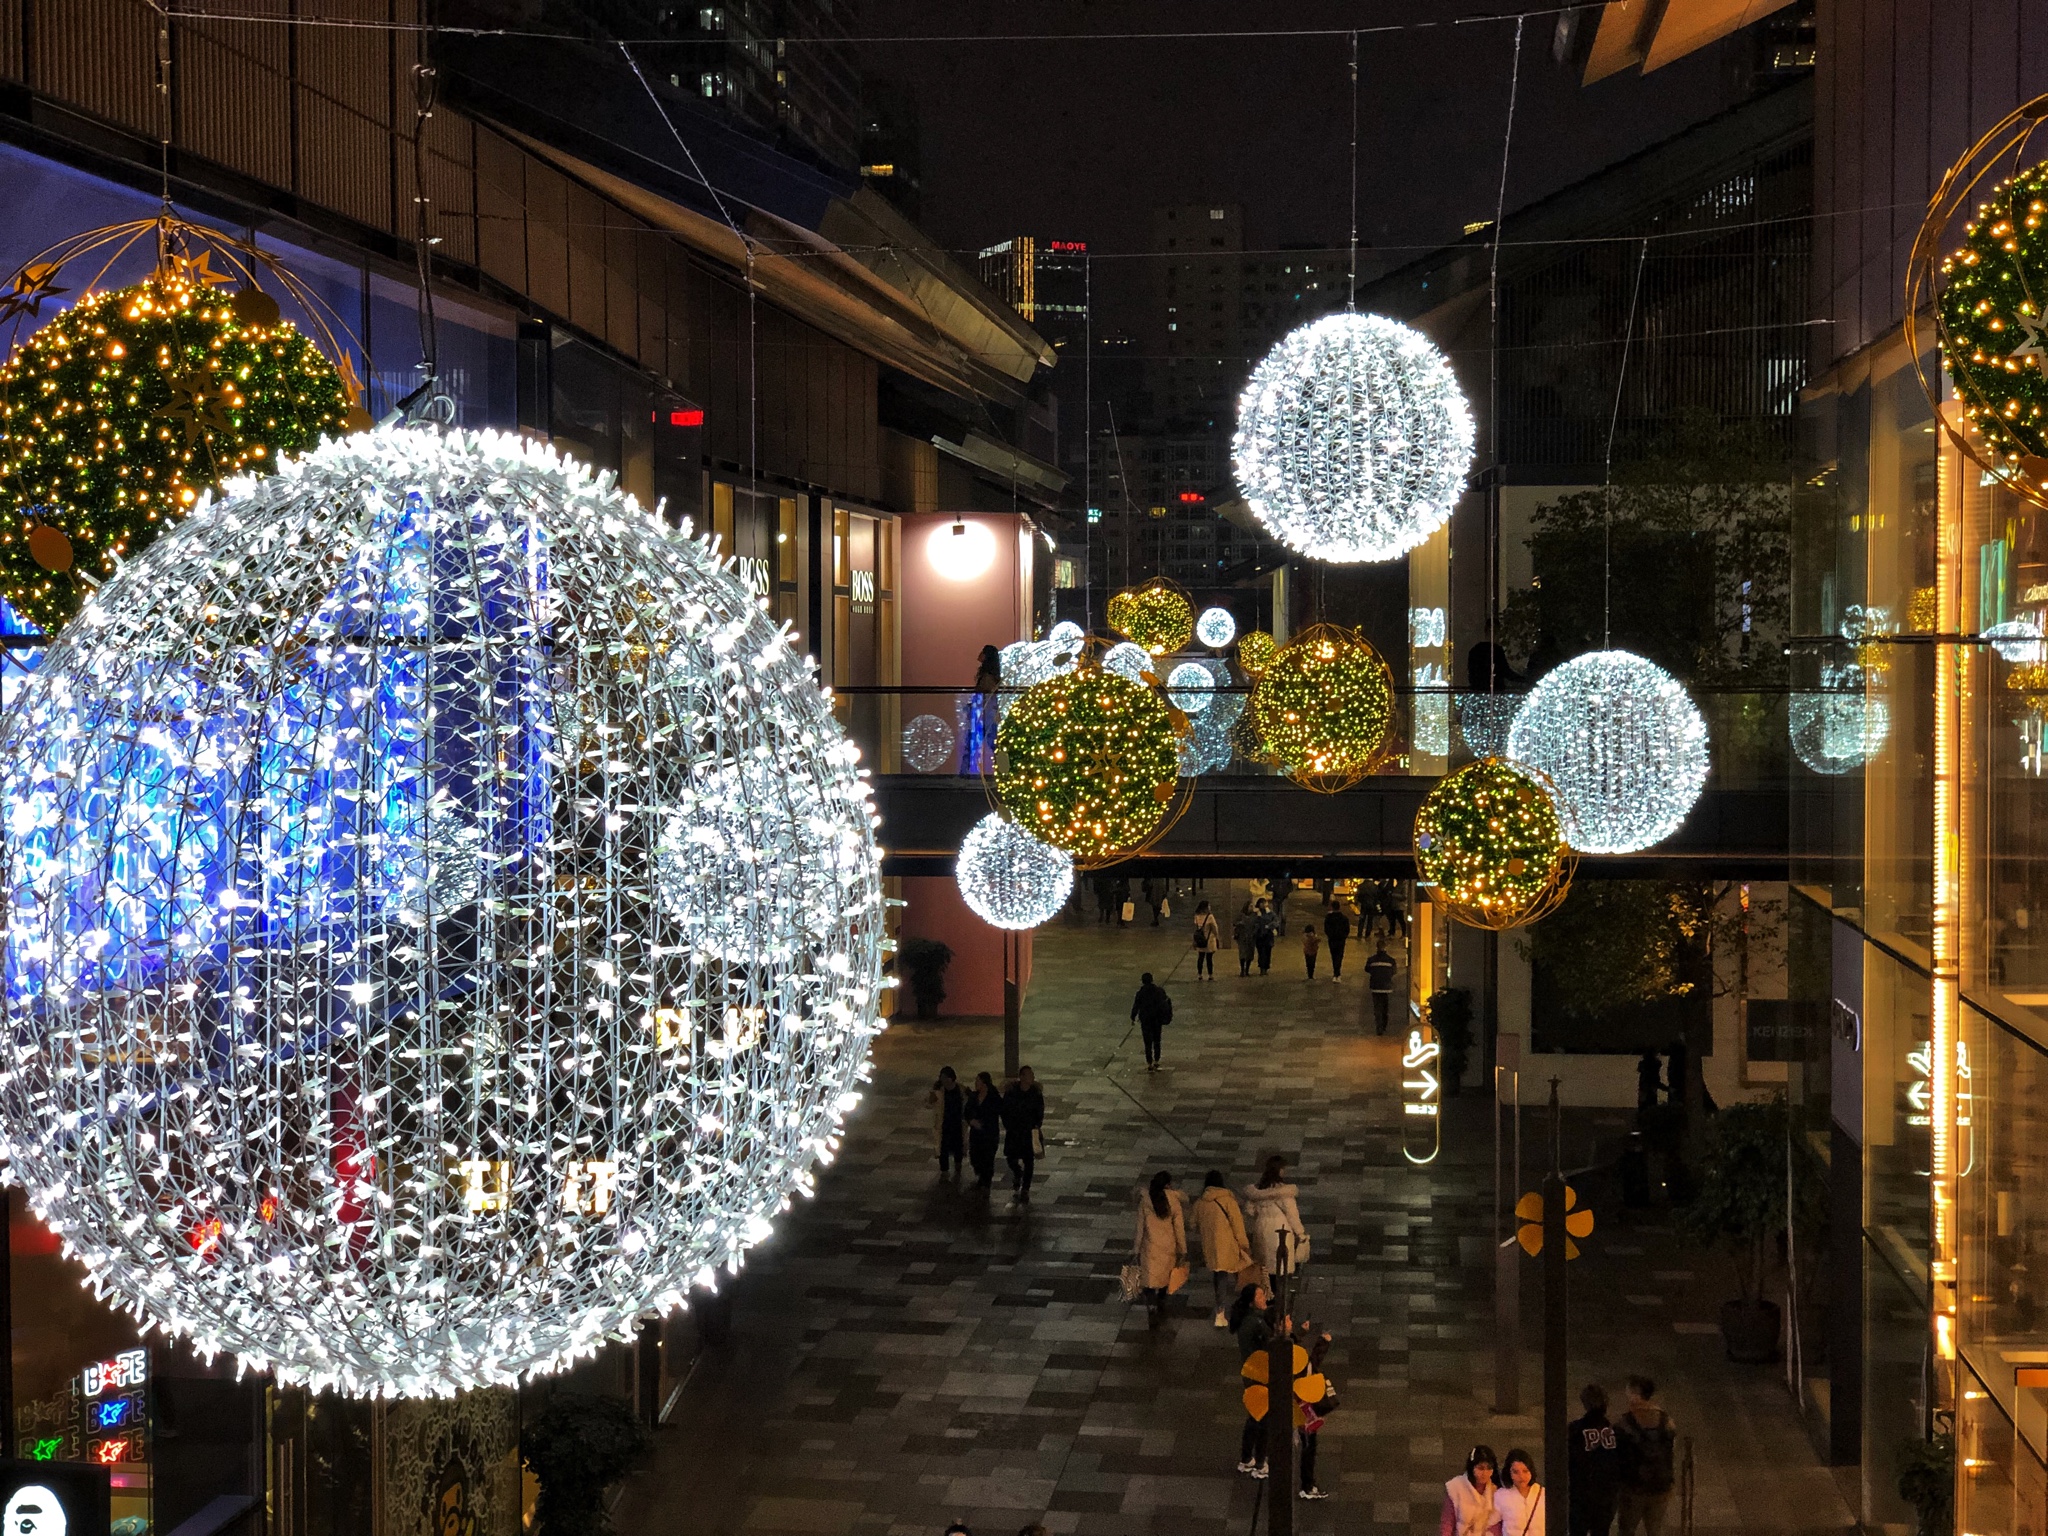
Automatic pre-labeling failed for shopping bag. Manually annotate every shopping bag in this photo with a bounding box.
[1121,901,1136,921]
[1168,1263,1190,1295]
[1119,1262,1144,1301]
[1160,898,1170,917]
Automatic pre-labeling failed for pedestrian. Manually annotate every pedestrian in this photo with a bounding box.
[1441,1446,1503,1536]
[1323,899,1350,981]
[1635,1052,1662,1127]
[1355,881,1379,940]
[1130,971,1173,1071]
[1192,900,1220,980]
[960,645,1001,774]
[1569,1383,1621,1536]
[1230,1281,1276,1478]
[1293,1317,1335,1501]
[1131,1170,1187,1327]
[1095,876,1115,925]
[965,1071,1003,1189]
[1243,1154,1308,1276]
[1233,902,1257,977]
[1300,921,1320,979]
[1192,1171,1255,1327]
[1267,872,1290,934]
[926,1066,965,1175]
[1364,939,1398,1034]
[1378,878,1409,939]
[1253,900,1277,975]
[1001,1065,1045,1204]
[1495,1450,1546,1536]
[1143,877,1165,926]
[1613,1376,1678,1535]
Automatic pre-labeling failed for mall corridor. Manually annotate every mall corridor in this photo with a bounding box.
[619,886,1856,1536]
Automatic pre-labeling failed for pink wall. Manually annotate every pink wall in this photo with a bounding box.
[899,876,1034,1018]
[898,513,1033,689]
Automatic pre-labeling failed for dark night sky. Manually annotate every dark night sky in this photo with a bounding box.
[855,1,1755,333]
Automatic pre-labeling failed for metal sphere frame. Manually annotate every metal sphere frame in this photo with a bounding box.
[1237,630,1279,675]
[901,713,957,772]
[1232,311,1475,563]
[1505,650,1709,854]
[1106,578,1195,656]
[0,427,887,1398]
[1249,623,1394,793]
[955,814,1075,930]
[1413,758,1575,931]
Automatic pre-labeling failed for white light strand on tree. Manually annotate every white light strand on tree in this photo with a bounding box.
[954,814,1074,930]
[0,427,887,1398]
[1232,312,1475,564]
[1505,649,1708,854]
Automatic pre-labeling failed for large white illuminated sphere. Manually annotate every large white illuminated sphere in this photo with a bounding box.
[0,428,886,1397]
[1103,641,1154,685]
[1167,661,1216,714]
[1505,650,1708,854]
[955,814,1074,929]
[1233,312,1475,563]
[1195,606,1237,648]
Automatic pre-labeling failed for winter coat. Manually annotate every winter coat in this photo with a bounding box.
[1193,913,1220,952]
[1132,1187,1187,1289]
[1232,911,1256,953]
[1440,1477,1503,1536]
[927,1082,964,1153]
[1323,908,1350,947]
[1000,1083,1044,1156]
[1242,1181,1308,1272]
[1131,982,1173,1029]
[1493,1484,1546,1536]
[965,1089,1003,1149]
[1193,1185,1254,1274]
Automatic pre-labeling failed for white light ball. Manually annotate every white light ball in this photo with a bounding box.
[927,518,997,580]
[1178,711,1236,775]
[1789,665,1888,774]
[1199,658,1247,730]
[1456,693,1521,758]
[1104,641,1154,685]
[1233,312,1475,564]
[955,814,1074,930]
[997,637,1080,722]
[1047,620,1085,653]
[902,713,957,772]
[1167,661,1216,714]
[1195,607,1237,648]
[1505,650,1708,854]
[0,427,886,1398]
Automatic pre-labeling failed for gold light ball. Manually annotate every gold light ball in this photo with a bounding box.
[1237,629,1279,674]
[1249,623,1393,792]
[993,667,1184,863]
[1107,579,1194,656]
[1413,758,1572,930]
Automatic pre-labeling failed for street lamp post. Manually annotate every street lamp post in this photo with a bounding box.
[1543,1079,1567,1536]
[1267,1232,1295,1536]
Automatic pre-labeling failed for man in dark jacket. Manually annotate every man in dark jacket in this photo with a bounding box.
[1001,1066,1046,1203]
[1614,1375,1678,1535]
[1322,900,1351,981]
[1131,972,1173,1071]
[1363,940,1397,1034]
[1568,1382,1622,1536]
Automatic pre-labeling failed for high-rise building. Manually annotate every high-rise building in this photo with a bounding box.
[977,238,1090,356]
[1239,244,1348,358]
[1151,204,1244,424]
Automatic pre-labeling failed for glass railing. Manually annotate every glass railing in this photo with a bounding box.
[832,683,1796,789]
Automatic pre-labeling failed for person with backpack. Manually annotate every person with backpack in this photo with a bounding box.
[1130,972,1173,1071]
[1252,900,1278,975]
[1613,1375,1677,1535]
[1192,900,1220,980]
[1568,1383,1622,1536]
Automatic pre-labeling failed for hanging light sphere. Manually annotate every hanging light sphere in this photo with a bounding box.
[1195,606,1237,648]
[1167,661,1217,714]
[1413,759,1573,930]
[1103,640,1155,685]
[0,427,886,1397]
[1250,623,1394,792]
[1106,579,1194,655]
[1201,658,1248,731]
[1237,630,1279,675]
[1789,665,1889,775]
[1046,619,1086,654]
[1505,650,1708,854]
[1456,693,1522,758]
[1232,311,1475,564]
[901,713,957,772]
[0,275,356,633]
[955,814,1075,930]
[993,666,1185,863]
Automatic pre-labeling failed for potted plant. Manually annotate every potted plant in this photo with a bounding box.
[896,936,953,1020]
[1425,988,1474,1096]
[520,1392,652,1536]
[1678,1095,1823,1362]
[1896,1420,1954,1536]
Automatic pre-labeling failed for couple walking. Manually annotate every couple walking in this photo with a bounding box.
[1129,1156,1309,1328]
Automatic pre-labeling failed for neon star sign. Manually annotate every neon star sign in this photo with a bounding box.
[1402,1024,1442,1165]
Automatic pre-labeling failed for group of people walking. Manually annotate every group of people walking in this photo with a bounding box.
[926,1065,1045,1202]
[1442,1376,1679,1536]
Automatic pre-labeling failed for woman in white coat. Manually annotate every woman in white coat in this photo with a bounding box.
[1440,1446,1503,1536]
[1242,1154,1308,1276]
[1132,1170,1188,1327]
[1492,1449,1545,1536]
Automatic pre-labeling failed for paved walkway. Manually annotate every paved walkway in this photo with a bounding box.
[617,886,1855,1536]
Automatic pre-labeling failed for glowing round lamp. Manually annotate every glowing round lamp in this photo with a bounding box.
[1167,661,1216,714]
[955,814,1074,930]
[1195,606,1238,648]
[927,517,997,581]
[1249,624,1394,793]
[1414,759,1572,930]
[993,666,1185,865]
[1237,630,1279,675]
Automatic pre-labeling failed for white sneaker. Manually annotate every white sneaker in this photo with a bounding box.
[1250,1465,1269,1480]
[1298,1487,1329,1501]
[1236,1460,1258,1475]
[1213,1309,1229,1327]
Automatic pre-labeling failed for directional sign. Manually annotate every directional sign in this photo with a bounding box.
[1516,1185,1594,1259]
[1402,1023,1442,1166]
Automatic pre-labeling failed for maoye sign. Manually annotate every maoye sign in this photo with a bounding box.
[0,1458,112,1536]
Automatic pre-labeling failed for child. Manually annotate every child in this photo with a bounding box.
[1301,922,1321,980]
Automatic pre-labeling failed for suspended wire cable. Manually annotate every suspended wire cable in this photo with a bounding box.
[1485,16,1526,694]
[1603,237,1651,649]
[1348,30,1360,312]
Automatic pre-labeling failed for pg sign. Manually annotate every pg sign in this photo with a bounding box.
[1402,1024,1441,1165]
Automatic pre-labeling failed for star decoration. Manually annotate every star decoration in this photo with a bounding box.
[0,264,68,326]
[164,248,231,289]
[159,369,237,443]
[2012,312,2048,365]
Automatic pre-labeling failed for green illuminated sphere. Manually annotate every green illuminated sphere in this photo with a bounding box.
[1107,579,1195,656]
[1413,758,1571,929]
[0,276,354,631]
[1249,623,1393,792]
[1938,163,2048,480]
[994,667,1183,863]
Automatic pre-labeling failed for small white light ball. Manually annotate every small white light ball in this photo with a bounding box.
[1790,665,1888,774]
[927,518,997,580]
[902,713,957,772]
[1195,607,1237,648]
[955,814,1074,929]
[1456,693,1521,758]
[1104,641,1153,685]
[1167,661,1216,714]
[1506,650,1707,854]
[1233,311,1475,564]
[1047,620,1085,653]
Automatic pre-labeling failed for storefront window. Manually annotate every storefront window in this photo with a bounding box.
[711,482,800,635]
[831,505,899,770]
[1961,1362,2020,1536]
[1957,1004,2048,1422]
[1865,942,1931,1264]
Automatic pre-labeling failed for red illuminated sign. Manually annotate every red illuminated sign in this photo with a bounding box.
[1177,491,1204,503]
[652,408,705,427]
[1047,241,1087,252]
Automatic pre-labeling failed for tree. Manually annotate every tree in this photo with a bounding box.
[520,1392,652,1536]
[1521,880,1709,1019]
[1679,1097,1826,1305]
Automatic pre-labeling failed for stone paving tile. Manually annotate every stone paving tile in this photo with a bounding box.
[616,886,1856,1535]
